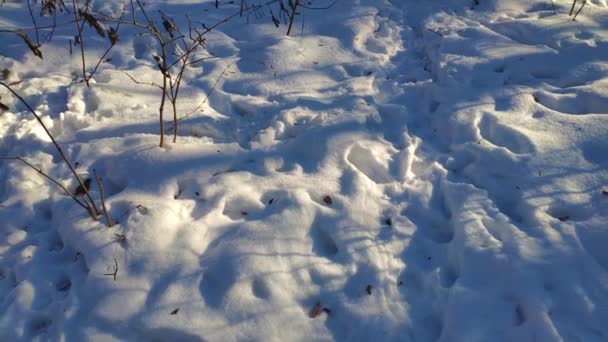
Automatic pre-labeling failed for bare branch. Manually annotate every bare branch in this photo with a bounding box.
[104,258,118,281]
[0,81,100,216]
[94,169,114,227]
[123,71,162,89]
[0,156,87,209]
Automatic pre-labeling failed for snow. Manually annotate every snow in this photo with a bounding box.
[1,0,608,340]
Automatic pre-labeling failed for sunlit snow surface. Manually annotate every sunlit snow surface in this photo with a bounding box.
[1,0,608,341]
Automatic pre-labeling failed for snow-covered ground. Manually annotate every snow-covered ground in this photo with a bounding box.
[1,0,608,340]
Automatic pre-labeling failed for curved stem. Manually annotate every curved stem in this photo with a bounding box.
[0,81,100,216]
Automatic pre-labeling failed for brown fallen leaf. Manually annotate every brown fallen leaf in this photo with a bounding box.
[170,308,180,315]
[323,195,333,205]
[602,190,608,195]
[558,216,570,222]
[366,285,372,295]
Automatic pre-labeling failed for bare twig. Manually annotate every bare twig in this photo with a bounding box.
[0,18,78,34]
[299,0,338,10]
[200,0,280,36]
[570,0,578,16]
[123,71,162,89]
[175,60,236,125]
[86,11,124,82]
[286,0,300,36]
[94,169,114,227]
[0,81,100,216]
[72,0,89,87]
[0,156,87,209]
[26,0,40,45]
[104,257,118,280]
[80,194,98,221]
[572,0,586,21]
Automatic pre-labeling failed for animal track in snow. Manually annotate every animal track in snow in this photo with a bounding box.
[346,141,396,184]
[311,225,339,259]
[404,208,454,244]
[439,262,460,288]
[534,89,608,115]
[478,114,535,154]
[546,202,593,223]
[577,225,608,273]
[222,195,265,220]
[251,277,272,300]
[27,315,53,336]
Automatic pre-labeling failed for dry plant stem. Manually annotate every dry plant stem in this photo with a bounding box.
[104,257,118,280]
[93,169,114,227]
[0,81,100,216]
[26,0,40,44]
[572,0,586,21]
[81,194,98,221]
[72,0,89,87]
[200,0,280,36]
[171,94,178,142]
[87,13,124,81]
[570,0,578,15]
[0,156,87,210]
[123,71,162,88]
[167,31,197,143]
[0,19,78,34]
[286,0,300,36]
[97,0,277,144]
[159,47,168,147]
[178,60,236,124]
[134,0,168,147]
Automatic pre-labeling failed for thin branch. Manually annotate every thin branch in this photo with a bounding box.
[0,18,78,33]
[72,0,89,87]
[572,0,586,21]
[26,0,40,45]
[299,0,338,10]
[176,60,236,125]
[184,55,218,67]
[286,0,300,36]
[93,169,114,227]
[80,194,98,221]
[130,0,136,23]
[123,71,163,89]
[159,46,168,147]
[569,0,578,16]
[103,257,118,280]
[0,156,87,209]
[86,11,124,81]
[0,81,100,216]
[200,0,279,36]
